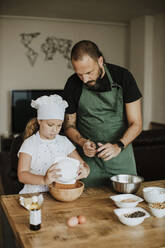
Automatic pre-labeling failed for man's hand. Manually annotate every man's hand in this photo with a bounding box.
[83,140,97,157]
[97,142,121,161]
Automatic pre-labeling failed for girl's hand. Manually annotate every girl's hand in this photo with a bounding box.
[44,163,62,185]
[83,140,97,157]
[76,163,90,180]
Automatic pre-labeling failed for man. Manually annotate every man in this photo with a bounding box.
[64,40,142,187]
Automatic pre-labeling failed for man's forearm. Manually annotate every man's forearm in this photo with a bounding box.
[120,99,142,148]
[64,113,88,147]
[65,126,88,147]
[120,122,142,148]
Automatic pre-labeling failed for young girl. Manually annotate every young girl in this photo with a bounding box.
[17,94,90,194]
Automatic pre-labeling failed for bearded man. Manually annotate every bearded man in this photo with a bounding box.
[64,40,142,187]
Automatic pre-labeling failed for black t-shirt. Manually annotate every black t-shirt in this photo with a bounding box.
[64,63,142,114]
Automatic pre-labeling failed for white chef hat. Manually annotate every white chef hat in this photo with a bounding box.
[31,94,68,120]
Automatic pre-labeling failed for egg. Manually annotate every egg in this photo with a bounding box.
[67,216,79,227]
[78,215,86,224]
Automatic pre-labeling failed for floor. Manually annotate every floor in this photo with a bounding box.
[0,176,19,248]
[0,176,4,247]
[0,208,4,248]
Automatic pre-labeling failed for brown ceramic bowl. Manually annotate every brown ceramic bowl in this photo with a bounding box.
[49,181,84,202]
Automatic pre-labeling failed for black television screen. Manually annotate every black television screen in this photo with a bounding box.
[11,89,64,134]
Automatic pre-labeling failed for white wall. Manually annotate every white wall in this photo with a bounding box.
[152,13,165,124]
[130,16,154,130]
[0,16,128,135]
[129,17,145,94]
[129,13,165,129]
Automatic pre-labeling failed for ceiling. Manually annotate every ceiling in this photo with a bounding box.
[0,0,165,23]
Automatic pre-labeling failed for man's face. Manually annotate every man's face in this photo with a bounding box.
[72,55,104,90]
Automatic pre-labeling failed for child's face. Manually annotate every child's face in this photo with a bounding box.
[38,119,63,139]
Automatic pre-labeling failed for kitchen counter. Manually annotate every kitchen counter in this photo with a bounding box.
[1,180,165,248]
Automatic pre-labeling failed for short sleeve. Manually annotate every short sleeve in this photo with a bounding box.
[18,138,34,157]
[63,136,76,155]
[64,74,82,114]
[122,69,142,103]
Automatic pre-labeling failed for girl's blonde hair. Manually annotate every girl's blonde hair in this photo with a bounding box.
[23,118,39,140]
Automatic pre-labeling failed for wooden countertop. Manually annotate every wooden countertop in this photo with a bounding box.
[1,180,165,248]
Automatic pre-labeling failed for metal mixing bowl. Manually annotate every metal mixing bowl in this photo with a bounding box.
[110,174,144,194]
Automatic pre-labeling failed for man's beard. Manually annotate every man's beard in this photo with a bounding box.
[85,67,104,91]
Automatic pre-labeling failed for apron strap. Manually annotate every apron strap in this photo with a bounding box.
[104,64,121,88]
[104,64,114,87]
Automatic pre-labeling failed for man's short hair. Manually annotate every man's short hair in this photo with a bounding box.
[71,40,103,61]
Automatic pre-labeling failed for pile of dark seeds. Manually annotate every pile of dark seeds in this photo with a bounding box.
[124,211,145,218]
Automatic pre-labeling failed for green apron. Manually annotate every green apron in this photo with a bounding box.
[77,65,137,187]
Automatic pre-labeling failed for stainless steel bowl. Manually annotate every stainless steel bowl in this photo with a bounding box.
[110,174,144,193]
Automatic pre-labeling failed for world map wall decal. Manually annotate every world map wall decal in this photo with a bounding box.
[20,32,73,68]
[20,32,40,66]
